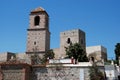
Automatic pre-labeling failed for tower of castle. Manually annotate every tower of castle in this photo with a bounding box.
[26,7,50,56]
[59,29,86,58]
[53,29,86,59]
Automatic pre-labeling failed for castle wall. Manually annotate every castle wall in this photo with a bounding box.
[0,52,15,62]
[59,29,86,58]
[0,64,31,80]
[30,61,106,80]
[0,53,7,62]
[86,45,107,61]
[2,69,23,80]
[32,66,90,80]
[16,53,31,64]
[53,48,60,59]
[31,64,105,80]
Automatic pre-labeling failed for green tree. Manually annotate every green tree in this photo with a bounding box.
[31,54,42,65]
[89,64,105,80]
[115,43,120,65]
[31,49,55,64]
[42,49,55,64]
[65,43,88,63]
[31,47,42,65]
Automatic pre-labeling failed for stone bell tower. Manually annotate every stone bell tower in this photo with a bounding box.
[26,7,50,54]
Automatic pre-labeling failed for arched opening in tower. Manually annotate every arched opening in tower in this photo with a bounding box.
[34,16,40,26]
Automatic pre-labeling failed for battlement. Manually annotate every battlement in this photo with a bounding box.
[60,29,85,37]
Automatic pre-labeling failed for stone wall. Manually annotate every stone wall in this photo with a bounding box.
[53,48,60,59]
[1,65,24,80]
[86,45,107,61]
[53,29,86,59]
[0,52,15,62]
[26,7,50,54]
[32,66,90,80]
[0,63,31,80]
[16,53,31,64]
[0,53,7,62]
[2,70,23,80]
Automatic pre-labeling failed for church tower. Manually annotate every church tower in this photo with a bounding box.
[26,7,50,54]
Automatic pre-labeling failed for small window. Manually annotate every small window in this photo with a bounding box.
[34,42,36,45]
[67,38,71,44]
[91,57,94,62]
[34,16,40,26]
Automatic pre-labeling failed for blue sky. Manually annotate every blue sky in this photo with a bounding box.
[0,0,120,59]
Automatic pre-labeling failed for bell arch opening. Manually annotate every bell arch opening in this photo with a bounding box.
[34,16,40,26]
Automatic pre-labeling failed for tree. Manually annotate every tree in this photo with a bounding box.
[31,54,42,65]
[65,43,88,63]
[30,47,42,65]
[89,64,105,80]
[31,54,41,65]
[45,49,55,59]
[42,49,55,64]
[115,43,120,65]
[31,49,55,65]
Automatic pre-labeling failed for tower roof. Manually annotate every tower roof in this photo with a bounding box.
[31,7,45,12]
[31,7,49,16]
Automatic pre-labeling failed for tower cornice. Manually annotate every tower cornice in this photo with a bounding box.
[30,7,49,17]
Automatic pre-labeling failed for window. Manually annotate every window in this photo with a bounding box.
[67,38,71,44]
[91,57,94,62]
[34,41,36,45]
[34,16,40,26]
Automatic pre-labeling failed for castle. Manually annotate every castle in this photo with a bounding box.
[0,7,107,80]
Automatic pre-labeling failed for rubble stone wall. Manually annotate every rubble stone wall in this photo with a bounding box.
[2,70,23,80]
[32,66,90,80]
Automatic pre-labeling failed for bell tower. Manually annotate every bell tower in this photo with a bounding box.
[26,7,50,54]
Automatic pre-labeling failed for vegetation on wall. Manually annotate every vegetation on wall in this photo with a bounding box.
[89,64,105,80]
[31,54,42,65]
[42,49,55,64]
[65,43,88,63]
[31,49,54,65]
[114,43,120,65]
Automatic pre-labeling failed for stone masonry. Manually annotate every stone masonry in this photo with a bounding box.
[0,61,31,80]
[32,66,90,80]
[26,7,50,55]
[0,7,107,80]
[59,29,86,58]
